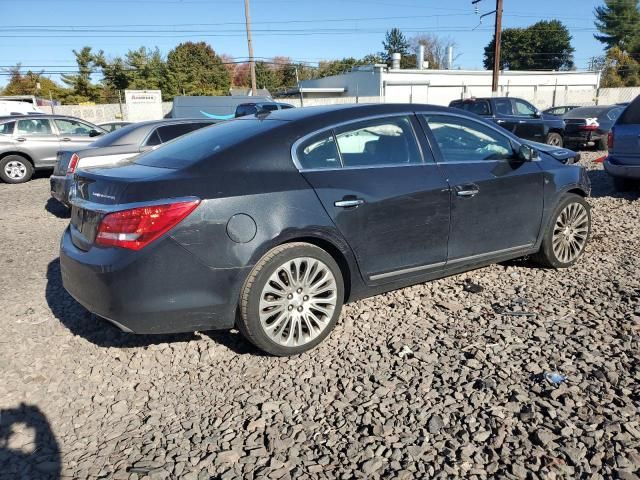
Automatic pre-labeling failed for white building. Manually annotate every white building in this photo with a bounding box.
[294,65,601,108]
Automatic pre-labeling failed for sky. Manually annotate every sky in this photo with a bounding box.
[1,0,607,87]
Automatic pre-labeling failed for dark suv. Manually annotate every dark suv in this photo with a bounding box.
[450,97,566,147]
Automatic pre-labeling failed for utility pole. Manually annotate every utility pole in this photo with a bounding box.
[492,0,503,93]
[243,0,257,94]
[472,0,503,94]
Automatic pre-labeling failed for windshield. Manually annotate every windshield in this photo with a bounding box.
[134,118,284,169]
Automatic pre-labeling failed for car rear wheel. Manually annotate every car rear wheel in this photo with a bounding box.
[532,194,591,268]
[545,132,563,148]
[0,155,34,184]
[238,242,344,356]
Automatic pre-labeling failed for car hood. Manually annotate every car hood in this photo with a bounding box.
[521,140,580,164]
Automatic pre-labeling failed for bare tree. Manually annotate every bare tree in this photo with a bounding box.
[410,34,458,69]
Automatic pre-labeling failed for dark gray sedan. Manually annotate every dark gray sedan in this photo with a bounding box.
[60,104,591,356]
[50,118,217,206]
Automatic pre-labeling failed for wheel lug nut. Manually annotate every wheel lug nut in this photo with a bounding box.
[303,296,309,301]
[287,294,293,299]
[297,306,303,312]
[288,305,293,311]
[297,288,303,293]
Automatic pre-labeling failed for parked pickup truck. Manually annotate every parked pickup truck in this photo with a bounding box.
[450,97,566,147]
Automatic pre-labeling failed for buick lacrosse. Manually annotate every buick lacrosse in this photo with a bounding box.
[60,104,591,355]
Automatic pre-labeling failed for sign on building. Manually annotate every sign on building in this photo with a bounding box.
[124,90,163,122]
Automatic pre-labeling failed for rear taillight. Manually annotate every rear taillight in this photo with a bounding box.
[67,153,80,175]
[95,199,200,250]
[608,130,614,149]
[578,118,599,131]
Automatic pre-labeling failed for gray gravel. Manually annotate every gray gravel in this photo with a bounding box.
[0,153,639,479]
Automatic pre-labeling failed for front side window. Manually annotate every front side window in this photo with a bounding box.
[0,121,15,135]
[334,116,422,167]
[55,118,94,136]
[513,100,537,117]
[297,132,341,170]
[423,114,515,162]
[15,119,53,135]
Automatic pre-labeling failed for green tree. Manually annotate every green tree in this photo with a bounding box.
[599,46,640,86]
[61,46,103,103]
[483,20,574,71]
[254,61,278,91]
[381,28,411,63]
[165,41,230,98]
[317,57,364,78]
[2,65,71,103]
[594,0,640,51]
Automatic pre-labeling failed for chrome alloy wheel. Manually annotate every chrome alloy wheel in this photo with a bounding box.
[4,160,27,180]
[552,202,589,263]
[259,257,338,347]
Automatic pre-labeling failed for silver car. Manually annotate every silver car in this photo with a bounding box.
[0,115,105,183]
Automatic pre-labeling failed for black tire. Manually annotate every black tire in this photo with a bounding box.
[613,176,636,192]
[238,242,344,356]
[0,155,34,184]
[532,194,591,269]
[545,132,564,148]
[597,136,608,151]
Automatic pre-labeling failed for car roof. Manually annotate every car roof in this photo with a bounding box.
[256,103,451,122]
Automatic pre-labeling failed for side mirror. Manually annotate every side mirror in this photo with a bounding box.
[535,110,543,118]
[518,144,539,161]
[89,129,102,137]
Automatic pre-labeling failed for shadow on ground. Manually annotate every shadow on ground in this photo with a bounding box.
[0,404,60,480]
[587,169,640,199]
[45,198,70,219]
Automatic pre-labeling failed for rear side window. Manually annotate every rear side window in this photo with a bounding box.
[15,118,53,135]
[157,123,199,143]
[452,100,491,116]
[423,114,514,162]
[334,116,422,167]
[494,98,512,115]
[235,104,257,117]
[0,121,15,135]
[145,130,162,146]
[297,133,341,170]
[261,104,279,112]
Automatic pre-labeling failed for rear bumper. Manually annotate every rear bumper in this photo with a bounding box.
[50,175,72,206]
[604,157,640,179]
[564,131,605,147]
[59,227,250,334]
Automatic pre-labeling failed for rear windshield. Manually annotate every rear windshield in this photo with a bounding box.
[618,95,640,125]
[564,107,609,119]
[134,118,283,169]
[450,100,491,116]
[90,123,141,147]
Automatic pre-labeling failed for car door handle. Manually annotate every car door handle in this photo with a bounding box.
[61,137,71,142]
[518,120,527,123]
[16,137,26,142]
[334,199,364,208]
[455,184,480,197]
[496,120,506,124]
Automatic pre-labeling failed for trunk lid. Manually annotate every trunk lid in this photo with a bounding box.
[69,163,176,250]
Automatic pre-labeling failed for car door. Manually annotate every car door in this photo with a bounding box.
[295,114,451,283]
[13,118,60,167]
[420,113,544,262]
[491,97,518,135]
[54,118,100,150]
[511,99,545,141]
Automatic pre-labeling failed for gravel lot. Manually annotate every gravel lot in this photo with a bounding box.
[0,152,639,480]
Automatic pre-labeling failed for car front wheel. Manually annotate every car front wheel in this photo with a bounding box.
[238,242,344,356]
[533,194,591,268]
